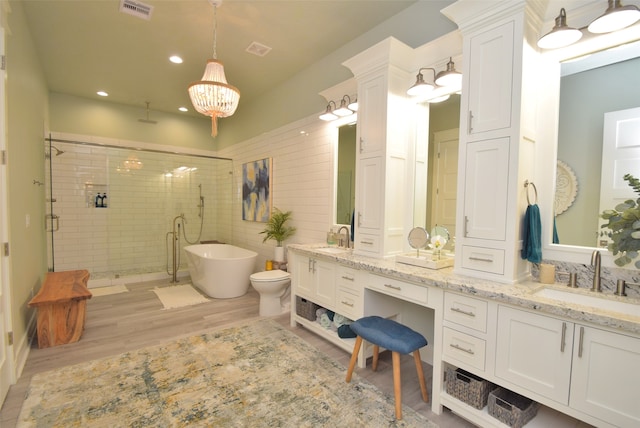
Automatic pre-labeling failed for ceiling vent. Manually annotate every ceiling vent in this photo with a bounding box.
[246,42,272,57]
[119,0,154,20]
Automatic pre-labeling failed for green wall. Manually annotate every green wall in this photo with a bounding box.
[6,0,50,356]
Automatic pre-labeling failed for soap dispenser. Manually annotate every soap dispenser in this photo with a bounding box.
[95,193,102,208]
[102,193,107,208]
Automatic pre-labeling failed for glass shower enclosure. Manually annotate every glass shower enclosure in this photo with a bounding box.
[44,137,233,282]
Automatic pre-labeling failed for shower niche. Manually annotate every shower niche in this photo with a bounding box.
[86,183,109,208]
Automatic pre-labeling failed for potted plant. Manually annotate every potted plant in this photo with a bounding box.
[260,208,296,262]
[600,174,640,268]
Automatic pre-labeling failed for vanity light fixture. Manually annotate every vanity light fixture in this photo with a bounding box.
[537,8,583,49]
[588,0,640,33]
[333,95,355,117]
[348,97,358,111]
[319,101,338,121]
[538,1,640,49]
[407,68,436,96]
[434,58,462,87]
[188,0,240,137]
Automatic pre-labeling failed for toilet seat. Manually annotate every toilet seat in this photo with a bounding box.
[250,270,290,282]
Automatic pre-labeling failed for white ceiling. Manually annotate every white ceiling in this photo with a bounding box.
[20,0,425,119]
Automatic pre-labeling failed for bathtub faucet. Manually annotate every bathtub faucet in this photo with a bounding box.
[170,214,185,283]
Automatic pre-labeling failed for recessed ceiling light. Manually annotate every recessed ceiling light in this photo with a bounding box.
[97,91,108,97]
[169,55,183,64]
[178,107,188,112]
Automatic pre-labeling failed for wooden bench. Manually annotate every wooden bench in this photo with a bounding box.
[28,270,92,348]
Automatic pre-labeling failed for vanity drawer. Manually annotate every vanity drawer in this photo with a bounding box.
[444,292,488,333]
[355,232,380,254]
[443,327,486,372]
[367,275,428,305]
[461,246,505,275]
[336,287,363,319]
[336,266,360,293]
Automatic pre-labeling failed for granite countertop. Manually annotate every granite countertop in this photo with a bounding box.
[288,244,640,336]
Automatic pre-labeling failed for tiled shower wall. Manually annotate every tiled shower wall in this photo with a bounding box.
[45,139,233,280]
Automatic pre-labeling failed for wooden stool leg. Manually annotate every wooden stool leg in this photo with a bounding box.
[372,345,380,371]
[392,351,402,420]
[413,349,429,403]
[346,336,363,383]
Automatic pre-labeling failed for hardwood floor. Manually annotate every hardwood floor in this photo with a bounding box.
[1,277,474,427]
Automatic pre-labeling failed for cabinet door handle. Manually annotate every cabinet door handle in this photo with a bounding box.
[468,110,474,133]
[357,212,362,227]
[340,300,354,307]
[464,216,469,237]
[578,326,584,358]
[341,275,354,281]
[359,137,364,153]
[383,283,401,291]
[560,322,567,353]
[359,239,374,246]
[450,307,476,317]
[308,258,313,272]
[450,343,475,355]
[313,259,317,273]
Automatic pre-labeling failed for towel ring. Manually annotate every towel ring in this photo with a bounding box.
[524,180,537,205]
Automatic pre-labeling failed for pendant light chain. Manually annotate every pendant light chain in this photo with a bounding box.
[212,4,218,60]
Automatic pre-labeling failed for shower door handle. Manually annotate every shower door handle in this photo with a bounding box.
[45,214,60,232]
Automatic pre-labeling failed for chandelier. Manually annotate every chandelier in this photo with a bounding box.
[188,0,240,137]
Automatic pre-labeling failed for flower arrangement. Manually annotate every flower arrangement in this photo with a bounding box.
[428,235,448,260]
[600,174,640,268]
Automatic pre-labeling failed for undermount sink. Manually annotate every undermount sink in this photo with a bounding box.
[315,247,350,254]
[534,287,640,318]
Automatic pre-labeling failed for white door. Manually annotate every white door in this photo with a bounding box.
[599,107,640,245]
[0,18,14,405]
[431,129,458,237]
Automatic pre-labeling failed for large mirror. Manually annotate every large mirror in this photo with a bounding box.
[553,41,640,250]
[336,123,356,225]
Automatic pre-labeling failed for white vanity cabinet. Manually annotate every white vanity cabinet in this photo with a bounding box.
[495,305,573,404]
[291,253,336,308]
[495,304,640,427]
[569,325,640,427]
[344,38,414,259]
[444,1,535,283]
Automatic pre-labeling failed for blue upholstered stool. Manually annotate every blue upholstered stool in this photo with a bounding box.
[345,316,429,420]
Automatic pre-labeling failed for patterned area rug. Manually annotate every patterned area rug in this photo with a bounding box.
[17,320,436,427]
[152,284,209,309]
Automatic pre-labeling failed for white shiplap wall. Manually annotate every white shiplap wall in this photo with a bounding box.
[218,114,340,267]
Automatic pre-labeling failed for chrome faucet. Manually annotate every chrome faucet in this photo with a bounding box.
[591,250,602,292]
[337,226,351,249]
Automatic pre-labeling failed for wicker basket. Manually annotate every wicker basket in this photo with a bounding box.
[488,387,539,428]
[445,368,492,410]
[295,296,320,321]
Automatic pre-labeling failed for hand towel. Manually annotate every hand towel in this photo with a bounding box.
[521,204,542,263]
[553,217,560,244]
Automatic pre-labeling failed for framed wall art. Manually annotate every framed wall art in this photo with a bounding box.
[242,158,272,222]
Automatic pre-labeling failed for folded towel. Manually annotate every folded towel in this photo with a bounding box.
[338,324,357,339]
[333,314,352,328]
[319,313,332,329]
[315,308,327,321]
[521,204,542,263]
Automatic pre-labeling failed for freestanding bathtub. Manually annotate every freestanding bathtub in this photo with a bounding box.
[184,244,258,299]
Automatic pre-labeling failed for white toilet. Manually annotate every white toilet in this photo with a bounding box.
[250,270,291,316]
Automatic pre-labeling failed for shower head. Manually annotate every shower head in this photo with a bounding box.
[45,146,65,158]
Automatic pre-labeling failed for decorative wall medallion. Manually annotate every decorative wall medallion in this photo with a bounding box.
[555,160,578,215]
